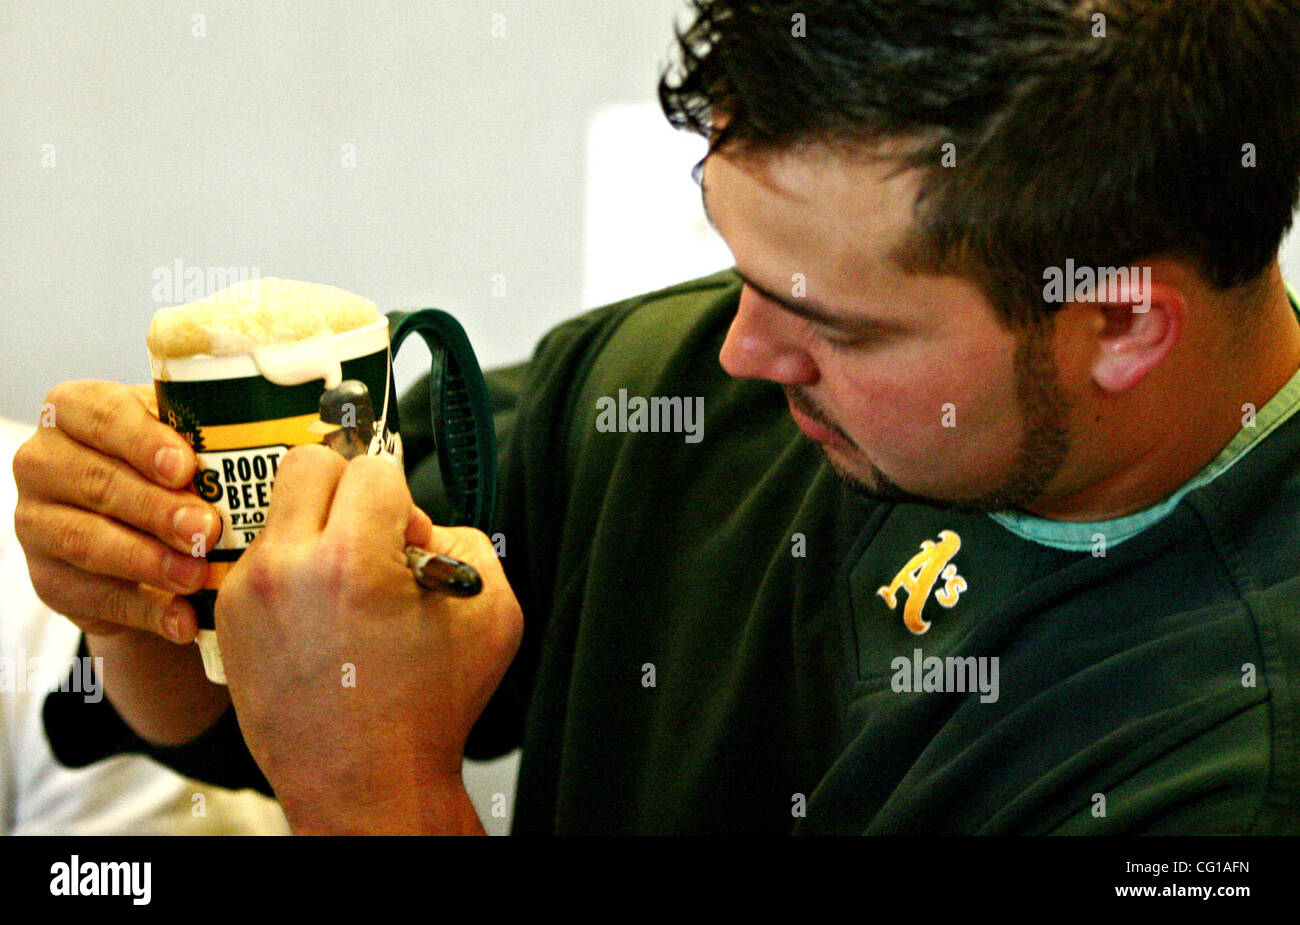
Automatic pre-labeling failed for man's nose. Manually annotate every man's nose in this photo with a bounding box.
[719,285,819,385]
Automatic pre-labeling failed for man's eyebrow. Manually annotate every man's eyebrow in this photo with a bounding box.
[730,268,876,332]
[734,257,912,337]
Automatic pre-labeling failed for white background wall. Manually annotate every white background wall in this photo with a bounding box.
[0,0,718,422]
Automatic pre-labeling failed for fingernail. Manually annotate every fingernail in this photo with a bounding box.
[163,601,183,642]
[154,446,184,482]
[173,506,217,545]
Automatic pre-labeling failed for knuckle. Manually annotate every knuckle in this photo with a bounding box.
[52,515,93,567]
[11,438,39,488]
[12,499,42,549]
[337,583,376,616]
[283,443,340,472]
[31,586,73,623]
[99,588,141,633]
[476,587,523,658]
[43,381,76,416]
[493,605,525,655]
[76,455,118,510]
[84,390,121,448]
[316,532,381,607]
[25,558,62,606]
[315,531,356,583]
[272,444,343,493]
[349,454,396,481]
[239,547,287,604]
[338,576,384,615]
[127,383,159,417]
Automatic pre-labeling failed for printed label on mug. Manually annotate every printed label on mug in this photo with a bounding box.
[152,319,401,630]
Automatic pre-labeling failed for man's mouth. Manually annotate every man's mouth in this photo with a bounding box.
[785,389,850,448]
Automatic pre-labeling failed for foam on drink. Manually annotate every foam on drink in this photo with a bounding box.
[149,277,382,389]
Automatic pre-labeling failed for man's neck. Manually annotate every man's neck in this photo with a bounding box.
[1025,279,1300,522]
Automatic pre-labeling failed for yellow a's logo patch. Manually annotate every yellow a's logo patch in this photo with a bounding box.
[876,530,968,635]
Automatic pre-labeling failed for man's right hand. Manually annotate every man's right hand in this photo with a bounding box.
[12,381,230,743]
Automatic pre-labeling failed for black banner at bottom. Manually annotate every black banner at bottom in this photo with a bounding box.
[2,835,1289,912]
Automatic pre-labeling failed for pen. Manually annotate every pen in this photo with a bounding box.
[318,379,484,598]
[405,545,483,596]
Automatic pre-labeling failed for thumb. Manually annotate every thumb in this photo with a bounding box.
[406,503,435,549]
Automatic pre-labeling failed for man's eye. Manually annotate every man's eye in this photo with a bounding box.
[814,328,862,352]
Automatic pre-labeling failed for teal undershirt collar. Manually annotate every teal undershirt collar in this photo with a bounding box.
[988,284,1300,551]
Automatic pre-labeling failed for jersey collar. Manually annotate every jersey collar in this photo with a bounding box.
[988,283,1300,551]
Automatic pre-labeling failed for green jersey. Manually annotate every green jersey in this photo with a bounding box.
[45,271,1300,834]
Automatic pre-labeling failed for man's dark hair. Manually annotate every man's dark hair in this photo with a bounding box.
[659,0,1300,326]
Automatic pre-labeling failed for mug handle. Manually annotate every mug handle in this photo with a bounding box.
[388,309,498,534]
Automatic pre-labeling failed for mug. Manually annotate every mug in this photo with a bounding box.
[150,310,448,683]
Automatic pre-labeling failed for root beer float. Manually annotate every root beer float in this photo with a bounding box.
[148,277,402,682]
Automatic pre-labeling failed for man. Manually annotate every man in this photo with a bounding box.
[15,0,1300,832]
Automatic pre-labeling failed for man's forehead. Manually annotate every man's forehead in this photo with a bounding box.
[706,141,923,212]
[703,143,929,307]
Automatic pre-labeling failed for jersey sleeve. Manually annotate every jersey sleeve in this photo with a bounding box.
[42,636,275,795]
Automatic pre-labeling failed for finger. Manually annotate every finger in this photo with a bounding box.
[259,444,347,543]
[406,503,435,550]
[423,523,501,572]
[26,556,200,643]
[325,455,410,547]
[46,381,196,489]
[14,426,222,556]
[15,500,210,595]
[127,383,159,417]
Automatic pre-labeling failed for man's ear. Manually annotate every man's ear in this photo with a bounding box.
[1090,278,1185,394]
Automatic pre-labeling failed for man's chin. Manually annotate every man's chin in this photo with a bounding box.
[825,454,1034,515]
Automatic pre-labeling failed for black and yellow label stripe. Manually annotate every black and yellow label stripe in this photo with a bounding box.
[197,413,322,452]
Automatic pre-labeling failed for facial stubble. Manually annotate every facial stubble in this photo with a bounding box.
[813,321,1073,514]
